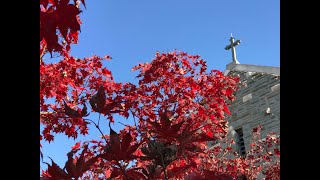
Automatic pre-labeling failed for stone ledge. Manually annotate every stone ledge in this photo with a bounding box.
[224,63,280,76]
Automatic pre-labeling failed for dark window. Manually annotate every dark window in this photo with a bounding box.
[208,139,218,147]
[235,128,246,156]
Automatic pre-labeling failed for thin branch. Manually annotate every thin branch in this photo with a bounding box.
[151,141,168,180]
[42,53,62,61]
[130,110,138,128]
[84,118,128,179]
[130,111,168,179]
[97,113,101,127]
[118,122,130,127]
[84,118,108,143]
[40,44,47,63]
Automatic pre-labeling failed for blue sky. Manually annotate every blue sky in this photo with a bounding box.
[41,0,279,170]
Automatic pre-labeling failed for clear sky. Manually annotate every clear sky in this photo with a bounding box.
[41,0,279,170]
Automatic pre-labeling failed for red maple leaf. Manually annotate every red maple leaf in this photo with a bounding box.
[72,142,81,150]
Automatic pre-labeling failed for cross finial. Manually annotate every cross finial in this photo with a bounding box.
[225,34,241,64]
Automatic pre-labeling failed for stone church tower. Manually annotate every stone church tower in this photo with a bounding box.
[224,60,280,156]
[209,36,280,156]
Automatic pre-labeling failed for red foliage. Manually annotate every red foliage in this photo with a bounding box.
[40,1,280,179]
[40,0,82,56]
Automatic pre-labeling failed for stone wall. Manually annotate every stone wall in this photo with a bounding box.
[226,71,280,153]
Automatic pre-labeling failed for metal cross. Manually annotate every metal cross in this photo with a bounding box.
[225,34,241,63]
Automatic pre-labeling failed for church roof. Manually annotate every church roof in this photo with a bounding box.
[223,61,280,76]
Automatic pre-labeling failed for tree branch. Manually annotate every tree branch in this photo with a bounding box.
[84,118,129,179]
[130,111,168,180]
[97,113,101,127]
[150,141,168,180]
[40,44,47,63]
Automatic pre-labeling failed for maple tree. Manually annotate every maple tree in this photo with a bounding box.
[40,1,280,179]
